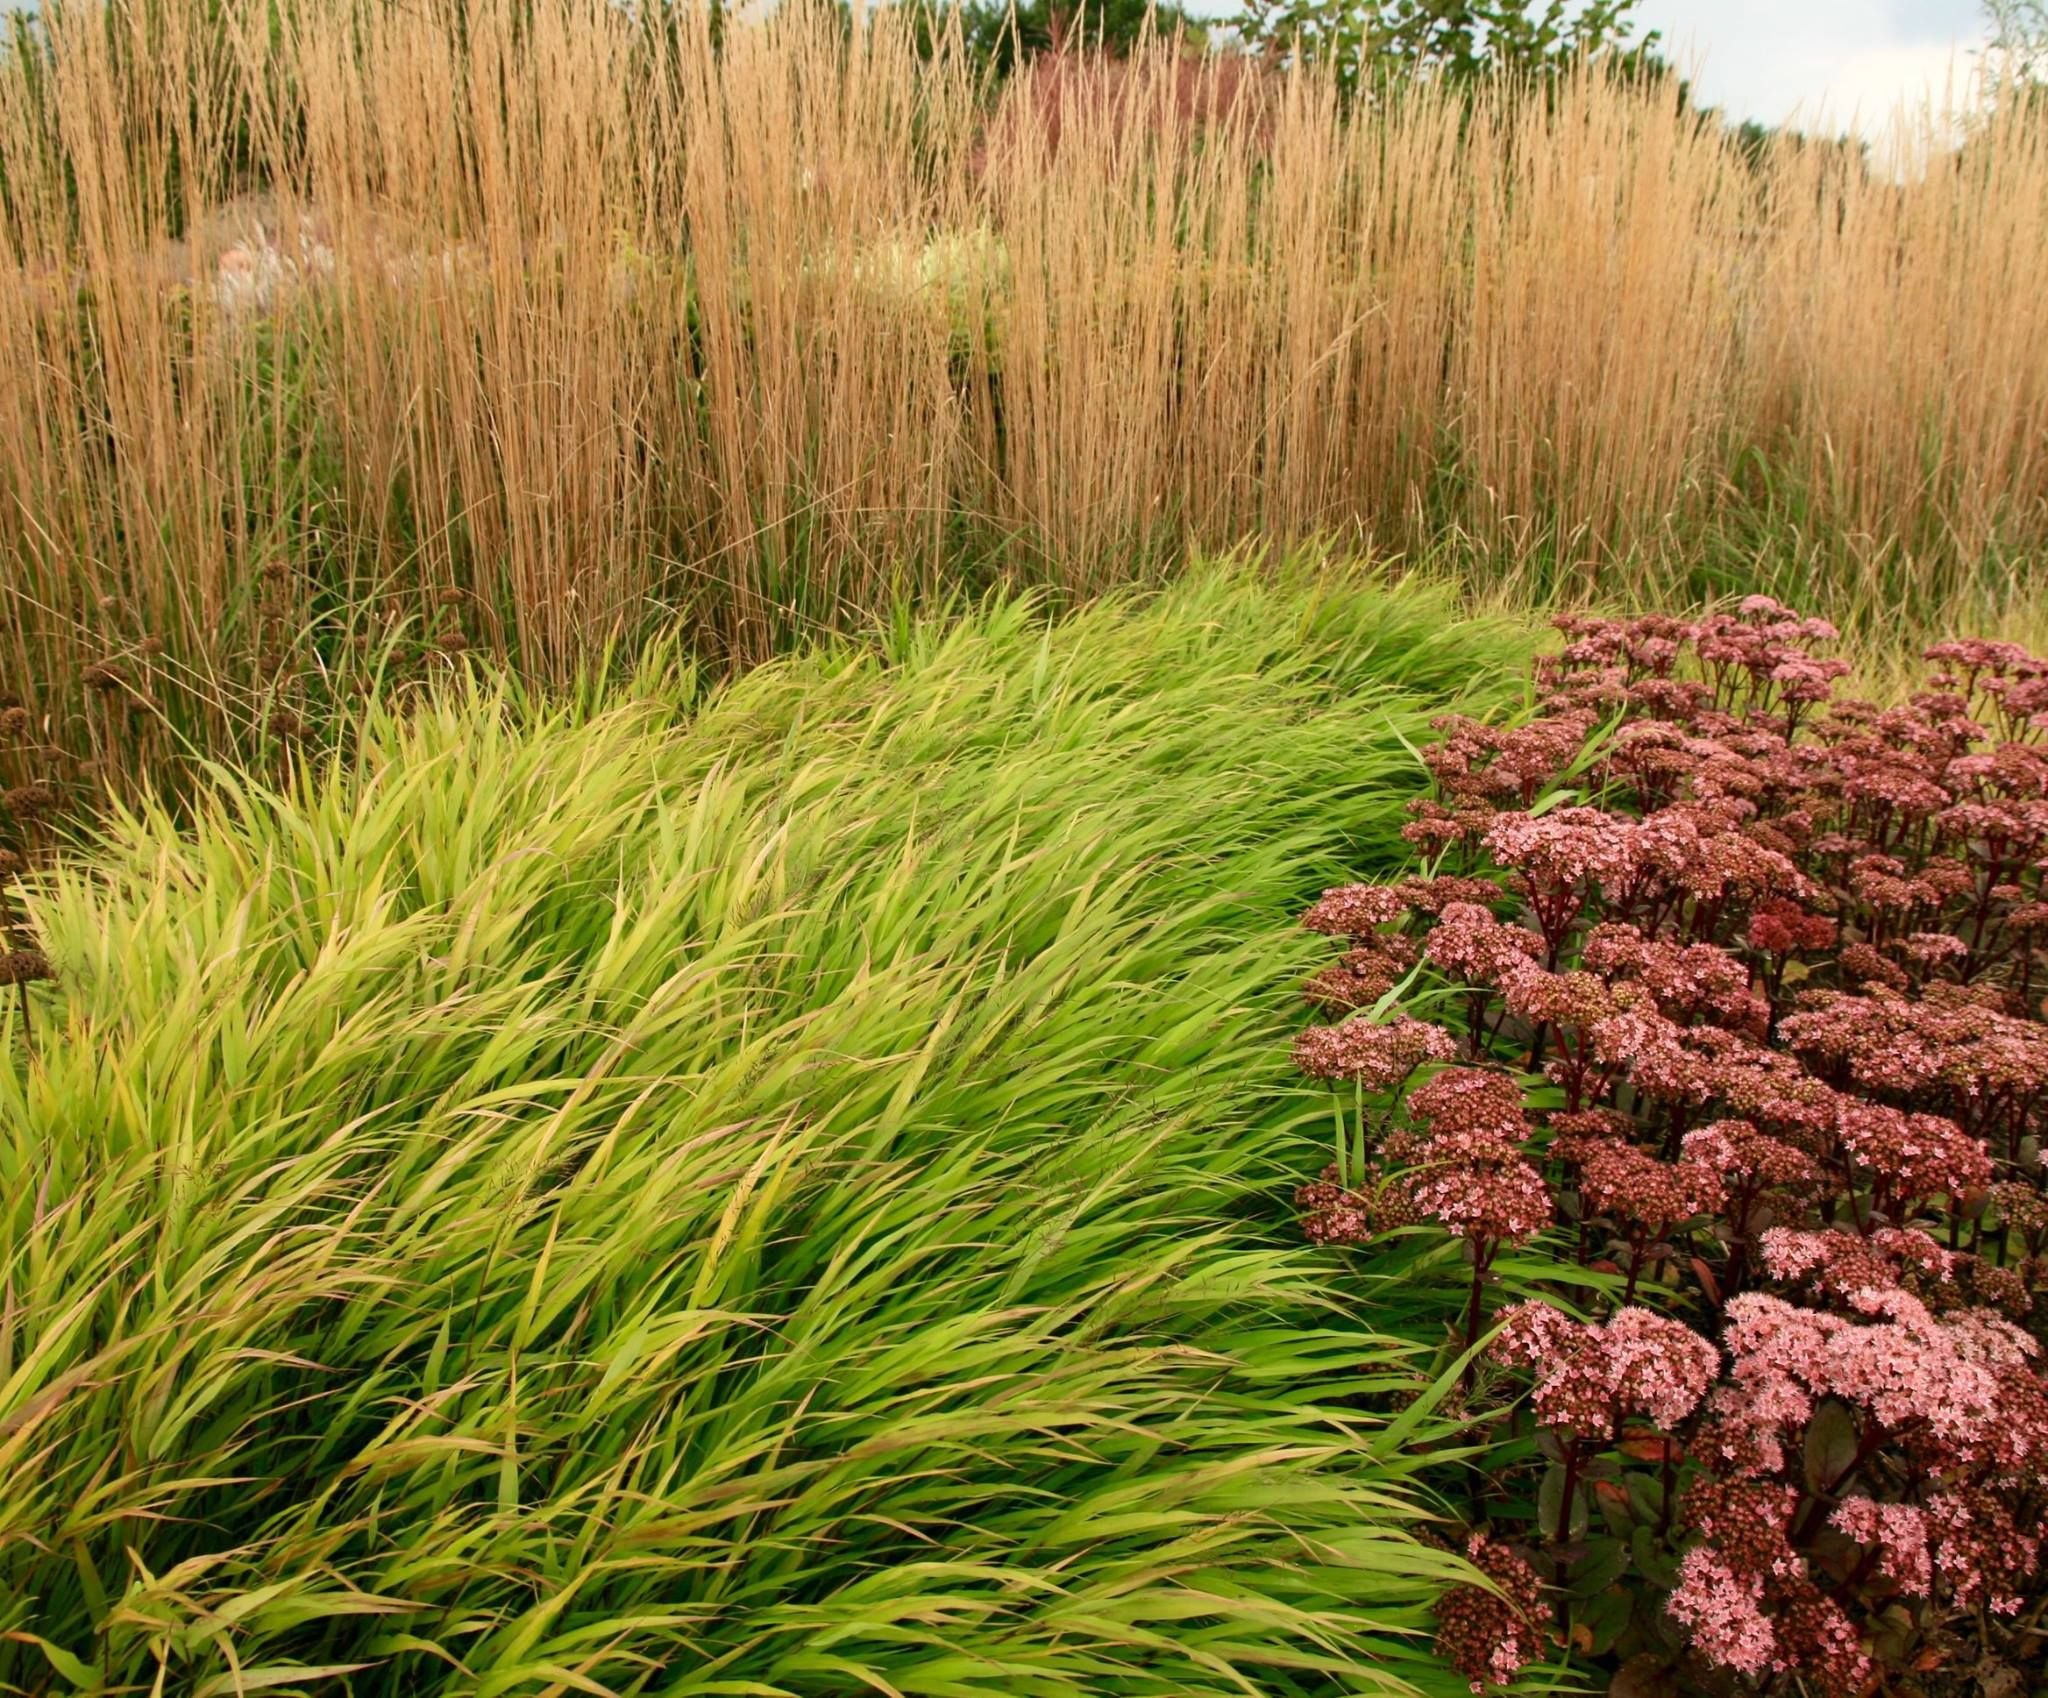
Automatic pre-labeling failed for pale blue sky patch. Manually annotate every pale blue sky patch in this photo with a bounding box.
[1634,0,1990,132]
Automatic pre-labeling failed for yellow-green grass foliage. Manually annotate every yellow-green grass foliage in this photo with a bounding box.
[0,574,1541,1696]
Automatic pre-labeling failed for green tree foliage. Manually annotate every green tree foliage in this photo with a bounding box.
[1232,0,1661,98]
[1984,0,2048,93]
[904,0,1209,74]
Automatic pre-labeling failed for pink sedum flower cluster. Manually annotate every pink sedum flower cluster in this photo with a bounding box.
[1666,1547,1778,1679]
[1710,1287,2037,1469]
[1493,1301,1719,1435]
[1388,1068,1551,1245]
[1290,1013,1455,1089]
[1432,1533,1555,1694]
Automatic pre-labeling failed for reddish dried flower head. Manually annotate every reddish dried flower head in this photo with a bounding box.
[1746,897,1837,955]
[1924,637,2045,677]
[0,950,54,987]
[1484,806,1641,891]
[1401,799,1483,851]
[1842,762,1951,816]
[1432,1533,1552,1694]
[1782,989,2048,1101]
[1831,1101,1991,1203]
[1564,1137,1725,1233]
[1301,882,1409,937]
[1957,1257,2034,1317]
[1302,941,1415,1014]
[1666,822,1805,904]
[1836,941,1909,990]
[1399,1151,1552,1245]
[1500,965,1614,1026]
[1898,930,1969,970]
[1372,1069,1555,1241]
[1406,1067,1528,1145]
[1396,874,1507,915]
[3,783,56,821]
[1682,1476,1800,1570]
[1772,1589,1872,1698]
[1680,1120,1819,1189]
[1546,1107,1633,1143]
[1925,1488,2044,1613]
[1992,1181,2048,1243]
[1582,923,1756,1022]
[1424,902,1544,987]
[1295,1165,1377,1247]
[1292,1014,1455,1089]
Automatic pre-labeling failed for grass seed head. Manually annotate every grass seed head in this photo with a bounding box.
[0,949,52,986]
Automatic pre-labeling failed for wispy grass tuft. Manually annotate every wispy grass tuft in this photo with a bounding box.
[0,570,1539,1696]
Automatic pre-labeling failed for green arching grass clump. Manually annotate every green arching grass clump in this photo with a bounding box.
[0,571,1540,1697]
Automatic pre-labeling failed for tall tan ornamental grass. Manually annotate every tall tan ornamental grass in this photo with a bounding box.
[2,0,2045,786]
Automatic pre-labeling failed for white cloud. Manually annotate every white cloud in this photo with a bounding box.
[1825,39,1980,121]
[1636,0,1990,134]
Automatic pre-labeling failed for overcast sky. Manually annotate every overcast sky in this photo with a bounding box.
[1633,0,1992,132]
[0,0,2003,133]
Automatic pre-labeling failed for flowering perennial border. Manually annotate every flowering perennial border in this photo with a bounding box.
[1292,603,2048,1696]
